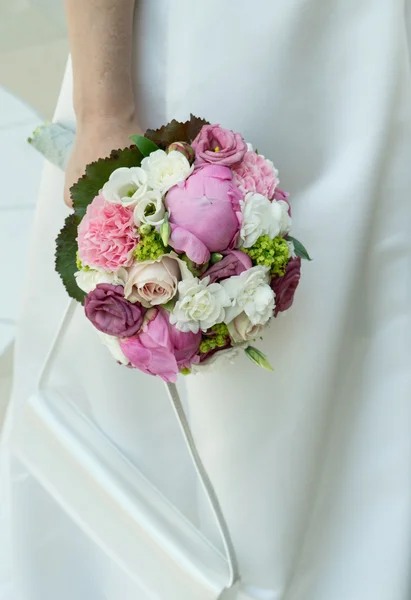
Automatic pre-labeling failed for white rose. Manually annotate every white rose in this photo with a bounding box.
[96,331,130,365]
[75,268,128,294]
[227,312,264,344]
[133,190,165,227]
[222,265,275,326]
[191,347,240,373]
[141,149,194,194]
[240,193,292,248]
[124,253,192,307]
[170,276,231,334]
[102,167,148,207]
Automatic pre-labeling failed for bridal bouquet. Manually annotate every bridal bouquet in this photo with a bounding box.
[56,115,310,382]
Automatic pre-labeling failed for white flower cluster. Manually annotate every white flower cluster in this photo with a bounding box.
[102,150,193,227]
[240,192,291,248]
[169,265,274,342]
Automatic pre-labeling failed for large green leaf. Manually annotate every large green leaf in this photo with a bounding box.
[144,114,209,149]
[287,236,312,261]
[129,134,159,157]
[70,146,143,219]
[55,214,85,303]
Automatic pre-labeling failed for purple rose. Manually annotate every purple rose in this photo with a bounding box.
[271,258,301,316]
[166,164,243,264]
[85,284,145,337]
[192,124,247,168]
[201,250,252,284]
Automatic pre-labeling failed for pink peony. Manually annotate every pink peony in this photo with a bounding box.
[165,164,243,264]
[77,194,137,271]
[192,124,247,168]
[119,308,201,382]
[201,250,252,284]
[232,150,279,200]
[271,258,301,316]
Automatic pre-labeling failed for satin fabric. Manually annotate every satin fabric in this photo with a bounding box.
[1,1,411,598]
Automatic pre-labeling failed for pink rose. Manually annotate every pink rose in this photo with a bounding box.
[119,309,201,382]
[271,258,301,316]
[166,165,243,264]
[192,124,247,168]
[85,284,145,337]
[232,150,279,200]
[77,194,137,271]
[201,250,252,284]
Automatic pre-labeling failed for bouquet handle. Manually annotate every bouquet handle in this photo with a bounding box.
[165,382,239,587]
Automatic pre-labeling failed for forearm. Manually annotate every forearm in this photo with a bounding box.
[65,0,136,126]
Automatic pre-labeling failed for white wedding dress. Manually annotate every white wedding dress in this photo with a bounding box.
[1,1,411,599]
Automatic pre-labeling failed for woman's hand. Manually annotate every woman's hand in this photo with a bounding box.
[64,116,142,207]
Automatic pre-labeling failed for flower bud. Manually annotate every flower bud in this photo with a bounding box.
[245,346,274,372]
[167,141,195,165]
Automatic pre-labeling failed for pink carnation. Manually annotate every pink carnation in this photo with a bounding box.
[232,150,279,200]
[77,194,137,271]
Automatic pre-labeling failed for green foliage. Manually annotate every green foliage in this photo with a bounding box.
[144,114,209,150]
[129,134,159,157]
[70,146,143,219]
[287,236,312,261]
[55,214,86,303]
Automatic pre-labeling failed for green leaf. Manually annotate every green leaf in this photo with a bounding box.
[287,236,312,261]
[144,114,209,150]
[55,214,86,304]
[129,134,159,157]
[160,212,171,246]
[70,146,143,219]
[161,297,177,312]
[245,346,274,372]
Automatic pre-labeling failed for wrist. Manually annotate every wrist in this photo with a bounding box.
[74,86,136,129]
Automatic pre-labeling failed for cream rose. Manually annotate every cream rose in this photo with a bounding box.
[227,312,264,344]
[141,149,194,194]
[124,253,192,307]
